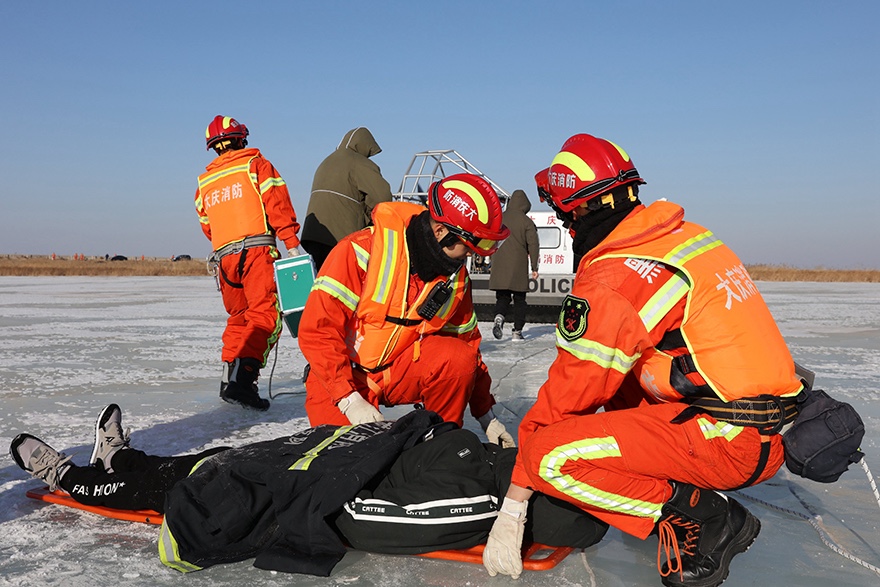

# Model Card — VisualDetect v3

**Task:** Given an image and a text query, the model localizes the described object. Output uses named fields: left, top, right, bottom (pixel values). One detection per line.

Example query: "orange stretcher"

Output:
left=26, top=487, right=163, bottom=525
left=26, top=487, right=571, bottom=570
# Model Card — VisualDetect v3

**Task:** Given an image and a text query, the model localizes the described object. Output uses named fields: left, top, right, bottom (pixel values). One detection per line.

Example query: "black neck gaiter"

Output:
left=406, top=211, right=464, bottom=281
left=571, top=200, right=640, bottom=257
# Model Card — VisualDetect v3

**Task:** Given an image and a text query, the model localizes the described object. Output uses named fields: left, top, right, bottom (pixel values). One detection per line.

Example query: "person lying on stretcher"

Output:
left=10, top=404, right=607, bottom=577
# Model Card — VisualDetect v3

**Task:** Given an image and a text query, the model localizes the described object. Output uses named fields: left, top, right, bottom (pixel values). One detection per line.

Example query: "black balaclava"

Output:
left=406, top=211, right=465, bottom=281
left=570, top=187, right=641, bottom=257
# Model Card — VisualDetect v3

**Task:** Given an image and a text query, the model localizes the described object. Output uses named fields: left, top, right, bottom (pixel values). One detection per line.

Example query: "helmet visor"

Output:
left=443, top=223, right=506, bottom=256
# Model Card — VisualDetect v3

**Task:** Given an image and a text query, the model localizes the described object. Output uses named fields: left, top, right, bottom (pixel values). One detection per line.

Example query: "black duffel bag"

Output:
left=782, top=388, right=865, bottom=483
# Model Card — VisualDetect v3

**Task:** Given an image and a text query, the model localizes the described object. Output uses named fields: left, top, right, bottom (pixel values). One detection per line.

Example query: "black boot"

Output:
left=220, top=357, right=270, bottom=411
left=656, top=483, right=760, bottom=587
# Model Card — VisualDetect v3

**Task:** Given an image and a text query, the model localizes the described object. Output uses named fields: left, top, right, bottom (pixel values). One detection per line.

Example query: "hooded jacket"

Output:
left=488, top=190, right=540, bottom=292
left=302, top=127, right=393, bottom=247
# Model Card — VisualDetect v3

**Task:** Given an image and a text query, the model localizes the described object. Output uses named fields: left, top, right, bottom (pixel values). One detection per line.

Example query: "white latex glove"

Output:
left=477, top=409, right=516, bottom=448
left=337, top=391, right=384, bottom=424
left=287, top=246, right=302, bottom=257
left=483, top=496, right=527, bottom=579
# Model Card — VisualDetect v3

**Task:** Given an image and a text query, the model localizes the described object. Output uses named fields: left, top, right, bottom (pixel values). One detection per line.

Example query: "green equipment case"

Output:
left=273, top=254, right=317, bottom=337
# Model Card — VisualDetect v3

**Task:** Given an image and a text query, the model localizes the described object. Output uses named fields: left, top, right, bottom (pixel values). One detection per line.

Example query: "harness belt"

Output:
left=206, top=234, right=277, bottom=290
left=671, top=394, right=800, bottom=435
left=209, top=234, right=277, bottom=262
left=671, top=393, right=801, bottom=490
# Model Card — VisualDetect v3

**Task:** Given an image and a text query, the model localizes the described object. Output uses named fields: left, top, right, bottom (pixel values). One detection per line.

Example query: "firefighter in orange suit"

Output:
left=483, top=134, right=805, bottom=587
left=195, top=115, right=301, bottom=411
left=298, top=173, right=515, bottom=447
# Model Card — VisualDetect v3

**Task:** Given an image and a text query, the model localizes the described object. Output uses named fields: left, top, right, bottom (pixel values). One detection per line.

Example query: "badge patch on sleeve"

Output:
left=558, top=295, right=589, bottom=341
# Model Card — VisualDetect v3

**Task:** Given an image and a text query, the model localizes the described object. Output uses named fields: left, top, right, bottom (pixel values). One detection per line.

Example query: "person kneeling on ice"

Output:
left=10, top=404, right=607, bottom=577
left=299, top=173, right=515, bottom=447
left=482, top=134, right=806, bottom=587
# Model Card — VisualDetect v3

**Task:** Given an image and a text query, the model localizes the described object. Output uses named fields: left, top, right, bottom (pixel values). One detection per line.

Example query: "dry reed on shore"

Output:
left=1, top=255, right=879, bottom=282
left=0, top=256, right=208, bottom=277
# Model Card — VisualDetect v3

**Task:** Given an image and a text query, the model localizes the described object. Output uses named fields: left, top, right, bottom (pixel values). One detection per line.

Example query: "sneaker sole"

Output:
left=661, top=510, right=761, bottom=587
left=9, top=433, right=35, bottom=472
left=89, top=404, right=119, bottom=466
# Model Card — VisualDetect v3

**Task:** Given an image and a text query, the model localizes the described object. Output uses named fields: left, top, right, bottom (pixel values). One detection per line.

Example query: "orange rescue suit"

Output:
left=514, top=201, right=802, bottom=539
left=194, top=148, right=301, bottom=364
left=299, top=202, right=494, bottom=427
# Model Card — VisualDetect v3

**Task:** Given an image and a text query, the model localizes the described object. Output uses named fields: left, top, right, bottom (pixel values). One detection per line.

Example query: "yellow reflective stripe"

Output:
left=551, top=151, right=596, bottom=182
left=638, top=270, right=690, bottom=332
left=539, top=437, right=664, bottom=520
left=441, top=309, right=477, bottom=334
left=373, top=228, right=398, bottom=304
left=442, top=179, right=489, bottom=223
left=158, top=520, right=202, bottom=573
left=262, top=292, right=283, bottom=364
left=313, top=276, right=359, bottom=311
left=665, top=231, right=723, bottom=265
left=290, top=426, right=355, bottom=471
left=556, top=335, right=640, bottom=374
left=197, top=163, right=250, bottom=189
left=259, top=176, right=286, bottom=195
left=435, top=272, right=464, bottom=321
left=351, top=242, right=370, bottom=271
left=697, top=417, right=743, bottom=442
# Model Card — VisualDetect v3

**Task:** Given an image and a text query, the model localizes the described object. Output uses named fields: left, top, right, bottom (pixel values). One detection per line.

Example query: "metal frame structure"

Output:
left=394, top=150, right=511, bottom=208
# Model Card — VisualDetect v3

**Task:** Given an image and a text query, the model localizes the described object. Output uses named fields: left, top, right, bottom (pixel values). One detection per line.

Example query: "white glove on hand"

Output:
left=477, top=409, right=516, bottom=448
left=287, top=246, right=302, bottom=257
left=486, top=419, right=516, bottom=448
left=337, top=391, right=384, bottom=424
left=483, top=497, right=527, bottom=579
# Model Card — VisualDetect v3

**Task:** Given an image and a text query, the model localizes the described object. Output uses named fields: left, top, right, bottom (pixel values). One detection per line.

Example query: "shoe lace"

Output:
left=104, top=422, right=131, bottom=449
left=33, top=449, right=72, bottom=491
left=657, top=515, right=701, bottom=580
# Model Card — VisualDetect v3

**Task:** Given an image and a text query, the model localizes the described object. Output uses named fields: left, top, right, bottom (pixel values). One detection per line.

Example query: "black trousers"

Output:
left=58, top=446, right=229, bottom=513
left=493, top=290, right=527, bottom=331
left=300, top=240, right=336, bottom=272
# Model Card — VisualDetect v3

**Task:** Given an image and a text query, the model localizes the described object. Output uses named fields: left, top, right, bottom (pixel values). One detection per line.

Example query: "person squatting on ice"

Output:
left=482, top=133, right=805, bottom=587
left=10, top=404, right=608, bottom=576
left=298, top=173, right=516, bottom=447
left=195, top=115, right=301, bottom=411
left=489, top=188, right=540, bottom=341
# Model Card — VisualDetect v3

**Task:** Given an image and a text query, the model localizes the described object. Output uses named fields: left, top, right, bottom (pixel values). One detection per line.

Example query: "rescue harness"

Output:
left=206, top=234, right=277, bottom=289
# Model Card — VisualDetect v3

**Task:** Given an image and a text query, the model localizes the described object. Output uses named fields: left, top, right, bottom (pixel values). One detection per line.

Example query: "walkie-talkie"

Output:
left=417, top=281, right=453, bottom=320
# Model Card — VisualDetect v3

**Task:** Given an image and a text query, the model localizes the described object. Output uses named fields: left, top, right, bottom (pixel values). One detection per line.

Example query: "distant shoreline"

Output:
left=0, top=255, right=878, bottom=282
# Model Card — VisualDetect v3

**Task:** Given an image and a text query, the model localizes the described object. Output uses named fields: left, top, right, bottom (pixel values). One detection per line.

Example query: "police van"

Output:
left=468, top=210, right=575, bottom=323
left=395, top=150, right=575, bottom=323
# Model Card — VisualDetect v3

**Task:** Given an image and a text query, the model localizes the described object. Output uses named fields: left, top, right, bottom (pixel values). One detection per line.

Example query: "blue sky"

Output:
left=1, top=1, right=877, bottom=268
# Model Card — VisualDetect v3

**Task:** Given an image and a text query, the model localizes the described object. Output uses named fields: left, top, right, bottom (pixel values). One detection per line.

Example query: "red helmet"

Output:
left=428, top=173, right=510, bottom=256
left=205, top=115, right=249, bottom=150
left=534, top=167, right=551, bottom=203
left=547, top=133, right=645, bottom=214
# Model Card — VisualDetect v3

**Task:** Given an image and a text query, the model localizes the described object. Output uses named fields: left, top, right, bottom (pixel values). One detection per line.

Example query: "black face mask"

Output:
left=570, top=199, right=640, bottom=257
left=406, top=211, right=465, bottom=281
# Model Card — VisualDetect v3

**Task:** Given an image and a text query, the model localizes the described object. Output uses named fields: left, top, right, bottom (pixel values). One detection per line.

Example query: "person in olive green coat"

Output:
left=301, top=127, right=393, bottom=269
left=489, top=189, right=540, bottom=340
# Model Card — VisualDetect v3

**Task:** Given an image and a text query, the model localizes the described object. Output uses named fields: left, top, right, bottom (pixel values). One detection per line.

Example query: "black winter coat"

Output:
left=162, top=410, right=443, bottom=576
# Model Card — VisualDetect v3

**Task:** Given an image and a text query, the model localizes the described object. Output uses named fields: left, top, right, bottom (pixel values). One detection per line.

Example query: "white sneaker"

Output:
left=492, top=314, right=505, bottom=340
left=511, top=330, right=525, bottom=341
left=89, top=403, right=131, bottom=473
left=10, top=434, right=72, bottom=491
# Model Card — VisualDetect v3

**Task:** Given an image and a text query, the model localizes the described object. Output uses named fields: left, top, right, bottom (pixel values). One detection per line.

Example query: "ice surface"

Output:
left=0, top=277, right=878, bottom=586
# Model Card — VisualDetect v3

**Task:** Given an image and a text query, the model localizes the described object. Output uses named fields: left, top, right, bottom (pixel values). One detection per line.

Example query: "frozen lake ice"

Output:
left=0, top=276, right=878, bottom=586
